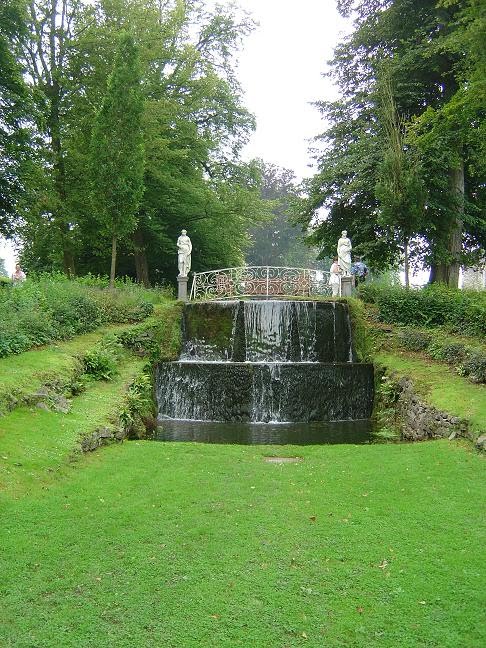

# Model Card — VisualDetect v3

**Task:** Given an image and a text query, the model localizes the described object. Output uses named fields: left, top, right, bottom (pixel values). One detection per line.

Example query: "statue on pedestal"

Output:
left=337, top=230, right=352, bottom=276
left=177, top=229, right=192, bottom=277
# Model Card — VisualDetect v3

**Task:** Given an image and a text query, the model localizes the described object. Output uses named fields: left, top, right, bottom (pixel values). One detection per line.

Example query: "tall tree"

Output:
left=91, top=32, right=145, bottom=288
left=375, top=71, right=425, bottom=287
left=246, top=162, right=319, bottom=269
left=0, top=0, right=30, bottom=235
left=298, top=0, right=485, bottom=285
left=16, top=0, right=268, bottom=282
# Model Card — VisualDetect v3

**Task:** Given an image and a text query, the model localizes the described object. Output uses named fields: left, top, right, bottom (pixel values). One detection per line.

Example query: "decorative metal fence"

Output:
left=189, top=266, right=331, bottom=300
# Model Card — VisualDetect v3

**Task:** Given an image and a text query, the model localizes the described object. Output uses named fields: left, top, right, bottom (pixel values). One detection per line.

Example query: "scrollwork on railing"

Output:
left=189, top=266, right=331, bottom=300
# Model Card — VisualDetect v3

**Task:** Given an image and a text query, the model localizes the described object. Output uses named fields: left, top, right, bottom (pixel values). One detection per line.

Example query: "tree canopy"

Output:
left=246, top=161, right=321, bottom=269
left=297, top=0, right=486, bottom=286
left=3, top=0, right=270, bottom=285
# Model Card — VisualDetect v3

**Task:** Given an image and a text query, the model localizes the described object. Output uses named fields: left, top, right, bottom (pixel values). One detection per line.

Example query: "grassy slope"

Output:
left=0, top=440, right=484, bottom=648
left=376, top=351, right=486, bottom=435
left=0, top=358, right=145, bottom=497
left=0, top=322, right=148, bottom=415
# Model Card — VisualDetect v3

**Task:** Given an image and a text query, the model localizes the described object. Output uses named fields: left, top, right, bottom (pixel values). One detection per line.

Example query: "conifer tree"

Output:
left=91, top=32, right=145, bottom=288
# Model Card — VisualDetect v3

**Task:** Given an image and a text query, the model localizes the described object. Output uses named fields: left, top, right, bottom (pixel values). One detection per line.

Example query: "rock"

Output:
left=475, top=435, right=486, bottom=452
left=97, top=427, right=114, bottom=439
left=448, top=431, right=457, bottom=440
left=34, top=388, right=50, bottom=398
left=51, top=395, right=71, bottom=414
left=36, top=402, right=50, bottom=411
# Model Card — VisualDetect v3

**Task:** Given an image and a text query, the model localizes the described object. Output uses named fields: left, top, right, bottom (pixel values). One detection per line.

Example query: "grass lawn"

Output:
left=0, top=322, right=149, bottom=416
left=0, top=302, right=484, bottom=646
left=1, top=439, right=484, bottom=647
left=376, top=351, right=486, bottom=435
left=0, top=357, right=145, bottom=497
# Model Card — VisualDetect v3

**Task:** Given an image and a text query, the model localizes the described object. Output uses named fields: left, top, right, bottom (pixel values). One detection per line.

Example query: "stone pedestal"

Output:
left=340, top=275, right=354, bottom=297
left=177, top=274, right=189, bottom=302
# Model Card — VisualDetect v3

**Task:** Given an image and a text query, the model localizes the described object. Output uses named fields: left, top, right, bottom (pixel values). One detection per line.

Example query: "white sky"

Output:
left=236, top=0, right=349, bottom=180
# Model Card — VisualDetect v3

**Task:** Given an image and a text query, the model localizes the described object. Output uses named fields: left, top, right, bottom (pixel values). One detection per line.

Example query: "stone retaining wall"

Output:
left=394, top=377, right=471, bottom=441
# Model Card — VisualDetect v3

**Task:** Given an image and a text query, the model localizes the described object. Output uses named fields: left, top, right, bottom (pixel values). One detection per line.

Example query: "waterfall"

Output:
left=156, top=300, right=373, bottom=424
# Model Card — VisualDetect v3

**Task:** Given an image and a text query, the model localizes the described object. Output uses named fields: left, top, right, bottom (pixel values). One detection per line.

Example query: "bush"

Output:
left=82, top=339, right=122, bottom=381
left=0, top=274, right=158, bottom=358
left=427, top=340, right=467, bottom=364
left=458, top=351, right=486, bottom=384
left=0, top=276, right=11, bottom=287
left=119, top=372, right=155, bottom=439
left=358, top=283, right=486, bottom=338
left=396, top=327, right=432, bottom=351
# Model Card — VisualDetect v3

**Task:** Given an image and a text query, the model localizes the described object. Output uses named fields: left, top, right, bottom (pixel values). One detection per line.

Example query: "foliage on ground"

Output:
left=346, top=297, right=374, bottom=362
left=358, top=283, right=486, bottom=338
left=393, top=326, right=486, bottom=385
left=82, top=338, right=124, bottom=381
left=0, top=439, right=484, bottom=647
left=115, top=301, right=183, bottom=362
left=0, top=274, right=164, bottom=358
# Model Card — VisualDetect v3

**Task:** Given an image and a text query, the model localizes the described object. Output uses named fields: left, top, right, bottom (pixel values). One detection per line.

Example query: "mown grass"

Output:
left=376, top=351, right=486, bottom=435
left=0, top=440, right=484, bottom=647
left=0, top=357, right=145, bottom=497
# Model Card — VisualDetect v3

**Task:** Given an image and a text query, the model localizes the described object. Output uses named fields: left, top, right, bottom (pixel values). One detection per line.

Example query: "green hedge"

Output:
left=358, top=283, right=486, bottom=338
left=0, top=276, right=156, bottom=358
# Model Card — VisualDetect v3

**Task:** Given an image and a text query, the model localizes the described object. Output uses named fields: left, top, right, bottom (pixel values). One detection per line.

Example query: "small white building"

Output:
left=462, top=263, right=486, bottom=290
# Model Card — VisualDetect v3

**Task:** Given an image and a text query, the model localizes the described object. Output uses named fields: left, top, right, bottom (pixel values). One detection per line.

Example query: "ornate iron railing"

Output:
left=189, top=266, right=331, bottom=300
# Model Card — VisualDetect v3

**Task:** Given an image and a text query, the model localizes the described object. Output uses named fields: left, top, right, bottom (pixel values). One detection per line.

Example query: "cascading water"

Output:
left=156, top=300, right=374, bottom=427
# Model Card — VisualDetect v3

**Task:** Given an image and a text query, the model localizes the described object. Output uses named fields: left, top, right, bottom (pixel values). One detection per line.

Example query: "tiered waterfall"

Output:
left=156, top=300, right=374, bottom=424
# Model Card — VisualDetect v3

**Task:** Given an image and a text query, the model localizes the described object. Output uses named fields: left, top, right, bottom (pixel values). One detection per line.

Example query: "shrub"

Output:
left=82, top=339, right=122, bottom=381
left=0, top=275, right=158, bottom=358
left=458, top=351, right=486, bottom=384
left=358, top=283, right=486, bottom=338
left=427, top=340, right=467, bottom=364
left=396, top=327, right=432, bottom=351
left=119, top=372, right=155, bottom=439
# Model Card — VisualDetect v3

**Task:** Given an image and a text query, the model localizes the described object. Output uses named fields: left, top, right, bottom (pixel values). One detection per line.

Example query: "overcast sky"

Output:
left=1, top=0, right=349, bottom=274
left=237, top=0, right=349, bottom=179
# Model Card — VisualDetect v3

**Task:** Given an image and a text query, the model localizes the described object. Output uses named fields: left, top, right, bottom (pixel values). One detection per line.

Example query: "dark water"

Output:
left=154, top=419, right=372, bottom=445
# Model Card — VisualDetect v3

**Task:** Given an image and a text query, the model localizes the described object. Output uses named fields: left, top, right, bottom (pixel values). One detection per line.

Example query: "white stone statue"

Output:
left=337, top=230, right=352, bottom=276
left=177, top=229, right=192, bottom=277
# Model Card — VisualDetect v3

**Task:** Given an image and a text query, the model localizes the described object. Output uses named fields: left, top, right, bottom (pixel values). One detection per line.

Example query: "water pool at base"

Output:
left=154, top=419, right=372, bottom=445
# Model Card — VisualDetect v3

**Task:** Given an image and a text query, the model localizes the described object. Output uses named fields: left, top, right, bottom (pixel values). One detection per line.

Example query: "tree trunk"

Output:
left=62, top=247, right=75, bottom=278
left=46, top=2, right=74, bottom=277
left=48, top=78, right=75, bottom=276
left=447, top=156, right=464, bottom=289
left=403, top=238, right=410, bottom=288
left=110, top=235, right=117, bottom=289
left=429, top=156, right=464, bottom=287
left=429, top=263, right=449, bottom=285
left=133, top=227, right=150, bottom=287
